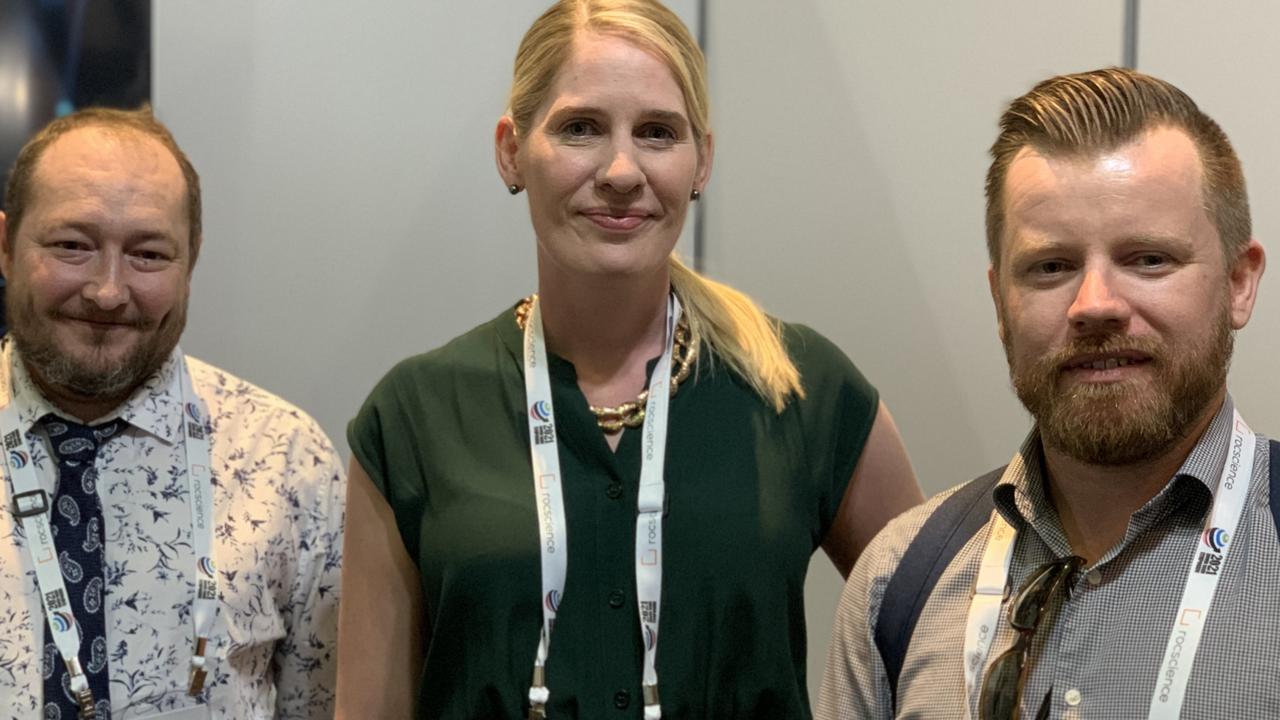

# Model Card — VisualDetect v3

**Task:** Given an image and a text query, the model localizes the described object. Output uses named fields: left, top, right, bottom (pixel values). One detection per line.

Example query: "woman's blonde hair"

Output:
left=508, top=0, right=803, bottom=411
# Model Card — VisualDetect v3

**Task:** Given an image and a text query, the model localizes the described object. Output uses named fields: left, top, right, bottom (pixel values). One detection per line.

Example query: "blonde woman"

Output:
left=336, top=1, right=922, bottom=717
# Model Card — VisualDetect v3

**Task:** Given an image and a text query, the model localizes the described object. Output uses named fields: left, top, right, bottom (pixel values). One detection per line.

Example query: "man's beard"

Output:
left=1006, top=311, right=1233, bottom=466
left=5, top=288, right=186, bottom=408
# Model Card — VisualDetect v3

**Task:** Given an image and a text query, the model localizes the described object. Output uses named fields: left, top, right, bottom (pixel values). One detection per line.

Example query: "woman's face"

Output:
left=501, top=32, right=711, bottom=281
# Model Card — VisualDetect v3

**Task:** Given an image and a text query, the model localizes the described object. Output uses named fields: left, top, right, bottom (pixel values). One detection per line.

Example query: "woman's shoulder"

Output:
left=368, top=308, right=519, bottom=397
left=771, top=320, right=877, bottom=411
left=777, top=321, right=861, bottom=376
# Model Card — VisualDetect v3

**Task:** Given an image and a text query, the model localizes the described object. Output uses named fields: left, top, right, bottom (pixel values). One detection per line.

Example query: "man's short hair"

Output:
left=984, top=67, right=1249, bottom=268
left=3, top=106, right=203, bottom=266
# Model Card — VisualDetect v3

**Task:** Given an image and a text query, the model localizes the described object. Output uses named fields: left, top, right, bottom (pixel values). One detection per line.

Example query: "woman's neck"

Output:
left=536, top=262, right=671, bottom=409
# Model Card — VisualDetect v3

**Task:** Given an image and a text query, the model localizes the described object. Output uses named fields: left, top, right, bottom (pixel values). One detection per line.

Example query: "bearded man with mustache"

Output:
left=819, top=68, right=1279, bottom=720
left=0, top=107, right=344, bottom=719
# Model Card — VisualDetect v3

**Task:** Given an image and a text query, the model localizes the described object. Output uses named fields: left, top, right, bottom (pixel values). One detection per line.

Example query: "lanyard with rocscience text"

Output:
left=3, top=349, right=218, bottom=716
left=523, top=294, right=679, bottom=720
left=961, top=409, right=1255, bottom=720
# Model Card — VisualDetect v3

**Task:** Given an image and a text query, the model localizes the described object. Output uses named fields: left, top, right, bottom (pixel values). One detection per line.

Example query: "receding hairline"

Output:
left=993, top=123, right=1217, bottom=265
left=36, top=123, right=186, bottom=170
left=24, top=124, right=191, bottom=213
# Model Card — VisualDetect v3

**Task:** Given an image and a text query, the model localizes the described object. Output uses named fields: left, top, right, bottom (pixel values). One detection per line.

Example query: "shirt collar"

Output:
left=494, top=298, right=585, bottom=383
left=993, top=394, right=1237, bottom=545
left=496, top=298, right=526, bottom=365
left=1171, top=394, right=1237, bottom=494
left=1, top=338, right=186, bottom=444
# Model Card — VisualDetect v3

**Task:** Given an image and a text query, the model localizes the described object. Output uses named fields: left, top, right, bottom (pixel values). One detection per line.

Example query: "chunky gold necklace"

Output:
left=515, top=295, right=697, bottom=434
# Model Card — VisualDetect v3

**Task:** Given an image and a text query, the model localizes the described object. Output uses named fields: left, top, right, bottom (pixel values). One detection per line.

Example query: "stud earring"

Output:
left=509, top=184, right=522, bottom=195
left=690, top=189, right=701, bottom=201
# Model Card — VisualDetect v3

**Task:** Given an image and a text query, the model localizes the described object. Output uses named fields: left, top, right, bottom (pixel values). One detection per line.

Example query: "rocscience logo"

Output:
left=530, top=401, right=552, bottom=422
left=51, top=611, right=74, bottom=633
left=1203, top=527, right=1230, bottom=553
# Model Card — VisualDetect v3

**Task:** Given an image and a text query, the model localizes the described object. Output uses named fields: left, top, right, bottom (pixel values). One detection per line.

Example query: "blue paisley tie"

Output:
left=40, top=414, right=125, bottom=720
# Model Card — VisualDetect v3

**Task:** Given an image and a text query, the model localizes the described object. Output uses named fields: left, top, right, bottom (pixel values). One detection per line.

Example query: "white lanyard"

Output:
left=1148, top=411, right=1254, bottom=719
left=961, top=510, right=1016, bottom=719
left=3, top=349, right=218, bottom=716
left=178, top=355, right=219, bottom=696
left=962, top=410, right=1255, bottom=720
left=524, top=295, right=680, bottom=720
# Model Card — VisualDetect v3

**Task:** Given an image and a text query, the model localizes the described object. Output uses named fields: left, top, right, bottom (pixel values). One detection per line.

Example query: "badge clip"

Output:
left=188, top=639, right=209, bottom=695
left=13, top=488, right=48, bottom=518
left=73, top=687, right=96, bottom=719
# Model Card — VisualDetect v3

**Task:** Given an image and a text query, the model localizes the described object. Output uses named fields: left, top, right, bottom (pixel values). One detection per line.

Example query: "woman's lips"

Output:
left=582, top=210, right=649, bottom=231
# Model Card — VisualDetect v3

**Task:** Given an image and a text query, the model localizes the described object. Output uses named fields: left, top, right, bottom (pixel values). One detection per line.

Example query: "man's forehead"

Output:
left=27, top=126, right=186, bottom=212
left=1004, top=128, right=1205, bottom=217
left=1009, top=127, right=1203, bottom=193
left=992, top=126, right=1225, bottom=274
left=36, top=125, right=178, bottom=177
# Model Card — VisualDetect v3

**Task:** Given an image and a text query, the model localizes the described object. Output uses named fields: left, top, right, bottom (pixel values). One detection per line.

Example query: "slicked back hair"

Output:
left=4, top=106, right=202, bottom=267
left=985, top=67, right=1249, bottom=269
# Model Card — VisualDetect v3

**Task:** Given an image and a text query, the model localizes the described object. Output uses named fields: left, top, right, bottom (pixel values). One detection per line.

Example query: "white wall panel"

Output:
left=702, top=0, right=1125, bottom=701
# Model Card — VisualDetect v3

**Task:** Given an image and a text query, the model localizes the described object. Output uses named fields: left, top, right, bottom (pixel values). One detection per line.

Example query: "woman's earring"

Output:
left=690, top=189, right=701, bottom=201
left=509, top=184, right=523, bottom=195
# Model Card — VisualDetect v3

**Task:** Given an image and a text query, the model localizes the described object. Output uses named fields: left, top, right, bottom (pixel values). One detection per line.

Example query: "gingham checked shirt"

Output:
left=818, top=396, right=1279, bottom=719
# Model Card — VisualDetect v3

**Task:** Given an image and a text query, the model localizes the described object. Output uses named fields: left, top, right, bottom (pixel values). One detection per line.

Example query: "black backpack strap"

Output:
left=874, top=466, right=1004, bottom=710
left=1269, top=440, right=1279, bottom=540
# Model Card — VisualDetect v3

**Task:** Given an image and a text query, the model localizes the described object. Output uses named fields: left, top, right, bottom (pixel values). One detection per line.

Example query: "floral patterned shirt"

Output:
left=0, top=342, right=344, bottom=719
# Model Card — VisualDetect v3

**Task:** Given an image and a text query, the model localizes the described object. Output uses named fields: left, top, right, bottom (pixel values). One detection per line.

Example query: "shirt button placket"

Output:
left=608, top=588, right=626, bottom=609
left=1053, top=579, right=1087, bottom=720
left=613, top=690, right=631, bottom=710
left=606, top=481, right=623, bottom=499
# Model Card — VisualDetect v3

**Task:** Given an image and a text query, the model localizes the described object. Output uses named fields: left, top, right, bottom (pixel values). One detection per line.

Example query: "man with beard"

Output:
left=0, top=108, right=343, bottom=719
left=817, top=68, right=1273, bottom=720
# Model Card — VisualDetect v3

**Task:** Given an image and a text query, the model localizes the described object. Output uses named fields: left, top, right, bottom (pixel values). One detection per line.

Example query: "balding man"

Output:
left=0, top=107, right=343, bottom=719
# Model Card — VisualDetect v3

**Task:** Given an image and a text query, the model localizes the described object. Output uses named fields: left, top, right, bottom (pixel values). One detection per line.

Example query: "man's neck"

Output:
left=1042, top=394, right=1225, bottom=564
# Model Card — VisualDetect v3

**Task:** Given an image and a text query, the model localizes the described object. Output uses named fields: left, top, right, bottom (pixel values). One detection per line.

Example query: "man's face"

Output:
left=0, top=126, right=192, bottom=410
left=990, top=126, right=1261, bottom=465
